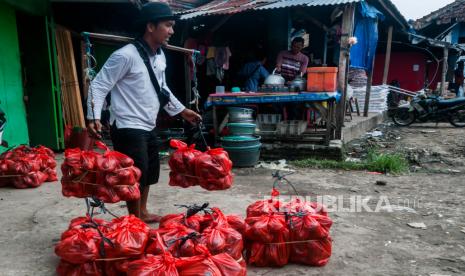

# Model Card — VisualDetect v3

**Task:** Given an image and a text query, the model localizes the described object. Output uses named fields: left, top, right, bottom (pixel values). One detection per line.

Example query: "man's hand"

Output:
left=180, top=109, right=202, bottom=125
left=87, top=119, right=102, bottom=139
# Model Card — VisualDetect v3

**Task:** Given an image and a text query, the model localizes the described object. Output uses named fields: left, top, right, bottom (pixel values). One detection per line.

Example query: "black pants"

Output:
left=110, top=123, right=160, bottom=187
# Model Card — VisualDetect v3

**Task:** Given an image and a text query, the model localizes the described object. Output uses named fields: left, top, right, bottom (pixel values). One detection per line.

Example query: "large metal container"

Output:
left=228, top=107, right=254, bottom=123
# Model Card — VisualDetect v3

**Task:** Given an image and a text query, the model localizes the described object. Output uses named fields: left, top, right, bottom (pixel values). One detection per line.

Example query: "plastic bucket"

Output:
left=220, top=135, right=261, bottom=148
left=227, top=123, right=256, bottom=136
left=228, top=107, right=254, bottom=122
left=223, top=144, right=261, bottom=167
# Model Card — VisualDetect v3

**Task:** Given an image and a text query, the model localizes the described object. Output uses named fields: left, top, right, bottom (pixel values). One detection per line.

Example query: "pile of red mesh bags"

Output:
left=56, top=206, right=247, bottom=276
left=0, top=145, right=57, bottom=189
left=55, top=215, right=150, bottom=276
left=145, top=205, right=246, bottom=275
left=129, top=233, right=246, bottom=276
left=168, top=140, right=233, bottom=191
left=245, top=188, right=333, bottom=267
left=61, top=141, right=141, bottom=203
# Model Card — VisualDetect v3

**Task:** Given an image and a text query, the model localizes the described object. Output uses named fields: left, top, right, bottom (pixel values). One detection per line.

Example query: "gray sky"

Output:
left=390, top=0, right=455, bottom=20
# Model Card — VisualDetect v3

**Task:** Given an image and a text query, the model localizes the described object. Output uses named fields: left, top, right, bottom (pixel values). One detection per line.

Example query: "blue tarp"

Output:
left=350, top=1, right=384, bottom=71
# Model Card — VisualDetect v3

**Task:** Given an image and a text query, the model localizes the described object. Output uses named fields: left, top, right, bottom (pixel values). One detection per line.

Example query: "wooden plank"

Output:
left=55, top=26, right=86, bottom=128
left=335, top=4, right=355, bottom=139
left=440, top=46, right=449, bottom=96
left=364, top=54, right=377, bottom=117
left=81, top=40, right=90, bottom=100
left=382, top=26, right=393, bottom=84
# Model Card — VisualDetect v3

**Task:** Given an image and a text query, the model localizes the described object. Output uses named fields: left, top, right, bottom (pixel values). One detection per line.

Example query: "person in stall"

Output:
left=237, top=50, right=269, bottom=92
left=275, top=37, right=309, bottom=119
left=276, top=37, right=309, bottom=82
left=86, top=2, right=201, bottom=223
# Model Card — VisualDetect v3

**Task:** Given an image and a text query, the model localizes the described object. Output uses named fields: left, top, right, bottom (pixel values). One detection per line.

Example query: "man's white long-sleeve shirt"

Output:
left=87, top=44, right=185, bottom=131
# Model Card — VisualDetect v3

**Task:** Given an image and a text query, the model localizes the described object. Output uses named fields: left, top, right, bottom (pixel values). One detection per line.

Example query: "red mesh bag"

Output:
left=159, top=213, right=204, bottom=232
left=289, top=236, right=332, bottom=266
left=67, top=216, right=110, bottom=235
left=245, top=213, right=287, bottom=243
left=195, top=148, right=233, bottom=191
left=104, top=215, right=149, bottom=258
left=61, top=142, right=141, bottom=203
left=127, top=233, right=179, bottom=276
left=226, top=215, right=247, bottom=235
left=246, top=236, right=289, bottom=267
left=127, top=254, right=179, bottom=276
left=159, top=203, right=210, bottom=232
left=284, top=197, right=328, bottom=216
left=104, top=258, right=139, bottom=276
left=199, top=208, right=243, bottom=260
left=245, top=213, right=290, bottom=267
left=56, top=260, right=103, bottom=276
left=199, top=173, right=233, bottom=191
left=55, top=228, right=100, bottom=264
left=288, top=213, right=332, bottom=241
left=176, top=244, right=245, bottom=276
left=246, top=188, right=283, bottom=218
left=169, top=140, right=202, bottom=188
left=147, top=225, right=198, bottom=257
left=113, top=184, right=141, bottom=202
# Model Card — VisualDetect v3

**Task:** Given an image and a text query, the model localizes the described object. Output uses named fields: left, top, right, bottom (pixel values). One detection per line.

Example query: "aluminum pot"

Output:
left=228, top=107, right=254, bottom=123
left=264, top=68, right=285, bottom=86
left=289, top=75, right=306, bottom=92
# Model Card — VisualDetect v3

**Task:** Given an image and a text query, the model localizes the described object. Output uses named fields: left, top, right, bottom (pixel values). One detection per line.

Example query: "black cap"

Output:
left=135, top=2, right=178, bottom=27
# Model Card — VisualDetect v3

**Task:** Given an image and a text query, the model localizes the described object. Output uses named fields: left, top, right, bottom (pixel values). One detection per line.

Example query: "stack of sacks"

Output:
left=245, top=188, right=333, bottom=267
left=55, top=215, right=149, bottom=276
left=353, top=85, right=388, bottom=113
left=61, top=141, right=141, bottom=203
left=0, top=145, right=57, bottom=189
left=169, top=140, right=233, bottom=191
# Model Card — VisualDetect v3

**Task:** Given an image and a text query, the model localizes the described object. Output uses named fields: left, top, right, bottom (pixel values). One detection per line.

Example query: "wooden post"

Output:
left=335, top=4, right=355, bottom=139
left=440, top=45, right=449, bottom=95
left=364, top=56, right=376, bottom=117
left=382, top=26, right=393, bottom=84
left=184, top=55, right=192, bottom=108
left=323, top=31, right=328, bottom=66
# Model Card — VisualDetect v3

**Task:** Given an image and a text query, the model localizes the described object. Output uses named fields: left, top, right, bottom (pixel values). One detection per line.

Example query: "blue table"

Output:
left=205, top=92, right=340, bottom=108
left=205, top=92, right=340, bottom=144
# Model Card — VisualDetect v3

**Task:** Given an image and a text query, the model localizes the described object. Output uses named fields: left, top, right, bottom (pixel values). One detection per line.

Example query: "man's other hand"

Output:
left=180, top=109, right=202, bottom=125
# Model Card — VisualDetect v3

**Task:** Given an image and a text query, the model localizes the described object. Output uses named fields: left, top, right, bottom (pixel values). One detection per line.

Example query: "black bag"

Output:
left=132, top=38, right=170, bottom=108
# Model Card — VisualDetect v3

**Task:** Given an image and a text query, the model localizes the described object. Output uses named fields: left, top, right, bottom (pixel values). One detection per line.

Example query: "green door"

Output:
left=0, top=2, right=29, bottom=151
left=16, top=13, right=64, bottom=150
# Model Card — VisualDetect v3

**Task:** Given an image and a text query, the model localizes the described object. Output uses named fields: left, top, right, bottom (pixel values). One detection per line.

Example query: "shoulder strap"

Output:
left=132, top=39, right=170, bottom=108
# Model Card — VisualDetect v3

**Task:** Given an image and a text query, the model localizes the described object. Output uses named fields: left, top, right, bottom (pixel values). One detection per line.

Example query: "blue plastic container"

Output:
left=220, top=135, right=261, bottom=148
left=227, top=123, right=256, bottom=136
left=223, top=144, right=261, bottom=167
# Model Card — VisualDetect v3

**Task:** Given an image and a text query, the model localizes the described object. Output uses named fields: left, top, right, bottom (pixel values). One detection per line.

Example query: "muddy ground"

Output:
left=0, top=121, right=464, bottom=276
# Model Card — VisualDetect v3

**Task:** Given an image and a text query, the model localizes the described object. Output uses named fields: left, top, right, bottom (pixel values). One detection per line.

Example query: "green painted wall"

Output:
left=0, top=2, right=30, bottom=150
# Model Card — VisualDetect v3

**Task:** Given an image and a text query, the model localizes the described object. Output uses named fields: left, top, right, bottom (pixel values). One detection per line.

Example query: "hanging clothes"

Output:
left=215, top=47, right=232, bottom=70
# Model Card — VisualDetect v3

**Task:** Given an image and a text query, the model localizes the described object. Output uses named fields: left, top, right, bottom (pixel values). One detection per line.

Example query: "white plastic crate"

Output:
left=277, top=120, right=307, bottom=136
left=257, top=114, right=282, bottom=124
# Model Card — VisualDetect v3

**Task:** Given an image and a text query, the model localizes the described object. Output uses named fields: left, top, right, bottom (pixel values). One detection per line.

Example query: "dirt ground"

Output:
left=0, top=121, right=464, bottom=276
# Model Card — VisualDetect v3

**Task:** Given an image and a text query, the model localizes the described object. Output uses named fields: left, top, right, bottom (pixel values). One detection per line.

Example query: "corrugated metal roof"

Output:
left=179, top=0, right=361, bottom=19
left=179, top=0, right=367, bottom=19
left=414, top=0, right=465, bottom=30
left=256, top=0, right=359, bottom=10
left=179, top=0, right=408, bottom=30
left=178, top=0, right=277, bottom=18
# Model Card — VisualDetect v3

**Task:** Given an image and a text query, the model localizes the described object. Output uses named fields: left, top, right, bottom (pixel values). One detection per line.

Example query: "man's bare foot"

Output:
left=141, top=212, right=162, bottom=223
